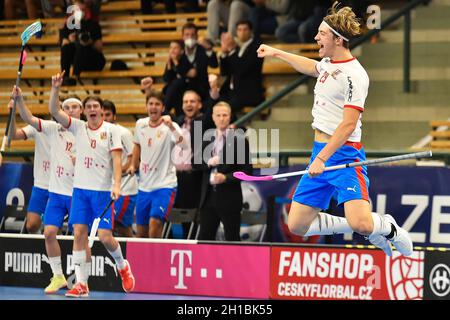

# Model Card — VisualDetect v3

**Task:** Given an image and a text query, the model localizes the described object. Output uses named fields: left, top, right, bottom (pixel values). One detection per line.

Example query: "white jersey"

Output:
left=66, top=118, right=122, bottom=191
left=116, top=124, right=138, bottom=196
left=39, top=119, right=76, bottom=196
left=21, top=124, right=51, bottom=189
left=312, top=57, right=369, bottom=142
left=133, top=118, right=179, bottom=192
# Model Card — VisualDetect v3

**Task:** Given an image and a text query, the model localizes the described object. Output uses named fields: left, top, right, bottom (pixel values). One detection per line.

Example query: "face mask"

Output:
left=184, top=38, right=197, bottom=49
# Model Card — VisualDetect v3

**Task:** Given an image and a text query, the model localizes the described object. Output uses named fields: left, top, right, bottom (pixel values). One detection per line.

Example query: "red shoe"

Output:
left=65, top=282, right=89, bottom=298
left=118, top=260, right=135, bottom=293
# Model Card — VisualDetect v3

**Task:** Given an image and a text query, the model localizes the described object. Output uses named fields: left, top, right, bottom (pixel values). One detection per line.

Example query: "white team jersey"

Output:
left=116, top=124, right=138, bottom=196
left=21, top=124, right=51, bottom=189
left=66, top=118, right=122, bottom=191
left=133, top=118, right=179, bottom=192
left=312, top=57, right=369, bottom=142
left=39, top=119, right=76, bottom=196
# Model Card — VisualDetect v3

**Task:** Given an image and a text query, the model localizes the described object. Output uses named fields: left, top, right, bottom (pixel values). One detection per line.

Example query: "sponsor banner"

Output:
left=0, top=236, right=125, bottom=292
left=126, top=242, right=270, bottom=298
left=0, top=163, right=33, bottom=219
left=424, top=251, right=450, bottom=300
left=270, top=246, right=424, bottom=300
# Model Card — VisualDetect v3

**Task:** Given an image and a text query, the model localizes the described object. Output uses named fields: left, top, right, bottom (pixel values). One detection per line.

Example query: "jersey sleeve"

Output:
left=342, top=74, right=368, bottom=112
left=109, top=125, right=123, bottom=152
left=133, top=120, right=141, bottom=145
left=21, top=125, right=36, bottom=140
left=66, top=117, right=84, bottom=136
left=39, top=120, right=58, bottom=136
left=121, top=127, right=134, bottom=156
left=315, top=58, right=328, bottom=75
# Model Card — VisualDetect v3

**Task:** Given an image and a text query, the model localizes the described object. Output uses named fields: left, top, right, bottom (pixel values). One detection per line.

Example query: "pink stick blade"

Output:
left=233, top=171, right=273, bottom=181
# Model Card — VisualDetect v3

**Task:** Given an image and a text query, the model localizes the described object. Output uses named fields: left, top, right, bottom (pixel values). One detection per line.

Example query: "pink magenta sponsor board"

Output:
left=127, top=242, right=270, bottom=298
left=270, top=247, right=424, bottom=300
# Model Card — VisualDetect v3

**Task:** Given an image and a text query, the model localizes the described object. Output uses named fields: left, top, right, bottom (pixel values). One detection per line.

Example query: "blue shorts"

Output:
left=69, top=188, right=114, bottom=230
left=28, top=186, right=49, bottom=217
left=114, top=194, right=137, bottom=228
left=136, top=188, right=176, bottom=225
left=293, top=141, right=370, bottom=210
left=44, top=192, right=72, bottom=228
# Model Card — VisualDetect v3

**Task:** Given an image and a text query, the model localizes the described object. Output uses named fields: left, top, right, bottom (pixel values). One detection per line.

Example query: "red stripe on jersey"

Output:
left=331, top=57, right=356, bottom=64
left=38, top=118, right=42, bottom=132
left=117, top=196, right=130, bottom=223
left=164, top=190, right=176, bottom=221
left=110, top=148, right=122, bottom=152
left=64, top=116, right=72, bottom=129
left=21, top=128, right=28, bottom=140
left=344, top=105, right=364, bottom=112
left=354, top=161, right=369, bottom=201
left=88, top=120, right=103, bottom=131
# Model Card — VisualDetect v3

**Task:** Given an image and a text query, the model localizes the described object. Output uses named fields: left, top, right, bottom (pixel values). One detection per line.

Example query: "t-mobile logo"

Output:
left=56, top=166, right=64, bottom=177
left=170, top=250, right=223, bottom=290
left=43, top=161, right=50, bottom=172
left=84, top=157, right=93, bottom=168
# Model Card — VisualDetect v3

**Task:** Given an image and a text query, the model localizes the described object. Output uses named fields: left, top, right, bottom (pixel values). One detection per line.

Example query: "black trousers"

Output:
left=198, top=186, right=241, bottom=241
left=61, top=43, right=106, bottom=76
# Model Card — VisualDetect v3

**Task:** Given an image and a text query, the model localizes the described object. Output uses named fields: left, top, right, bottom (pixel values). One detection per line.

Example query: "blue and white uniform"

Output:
left=65, top=118, right=122, bottom=230
left=21, top=124, right=51, bottom=216
left=293, top=57, right=370, bottom=209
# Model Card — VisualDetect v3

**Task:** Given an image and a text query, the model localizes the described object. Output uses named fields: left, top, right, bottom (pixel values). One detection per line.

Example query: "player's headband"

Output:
left=62, top=98, right=83, bottom=108
left=322, top=21, right=349, bottom=42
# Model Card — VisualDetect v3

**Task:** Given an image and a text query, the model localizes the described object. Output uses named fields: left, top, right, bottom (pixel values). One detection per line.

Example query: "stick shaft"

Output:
left=272, top=151, right=432, bottom=179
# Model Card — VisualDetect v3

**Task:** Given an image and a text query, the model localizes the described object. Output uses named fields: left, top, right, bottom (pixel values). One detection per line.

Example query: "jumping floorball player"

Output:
left=256, top=2, right=413, bottom=257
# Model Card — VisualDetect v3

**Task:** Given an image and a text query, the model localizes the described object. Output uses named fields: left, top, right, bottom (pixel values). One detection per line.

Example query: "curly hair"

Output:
left=323, top=1, right=361, bottom=47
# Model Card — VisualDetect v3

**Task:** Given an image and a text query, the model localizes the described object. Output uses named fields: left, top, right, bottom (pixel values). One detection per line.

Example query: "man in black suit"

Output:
left=219, top=20, right=265, bottom=113
left=193, top=101, right=253, bottom=241
left=164, top=23, right=219, bottom=116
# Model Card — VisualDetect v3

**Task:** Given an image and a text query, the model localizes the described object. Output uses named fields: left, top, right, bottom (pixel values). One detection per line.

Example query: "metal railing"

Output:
left=234, top=0, right=429, bottom=127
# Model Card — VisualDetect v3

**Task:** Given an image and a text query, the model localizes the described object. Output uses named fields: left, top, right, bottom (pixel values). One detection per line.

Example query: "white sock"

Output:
left=370, top=212, right=392, bottom=237
left=85, top=261, right=91, bottom=284
left=304, top=212, right=353, bottom=236
left=49, top=256, right=63, bottom=276
left=108, top=245, right=126, bottom=270
left=72, top=250, right=87, bottom=285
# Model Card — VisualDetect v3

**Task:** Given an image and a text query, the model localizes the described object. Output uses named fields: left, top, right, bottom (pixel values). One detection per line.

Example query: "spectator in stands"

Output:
left=40, top=0, right=70, bottom=18
left=219, top=20, right=264, bottom=113
left=274, top=0, right=315, bottom=43
left=141, top=0, right=200, bottom=14
left=207, top=0, right=253, bottom=45
left=194, top=101, right=252, bottom=241
left=102, top=100, right=138, bottom=238
left=162, top=40, right=185, bottom=115
left=4, top=0, right=40, bottom=19
left=248, top=0, right=289, bottom=40
left=164, top=23, right=218, bottom=117
left=59, top=0, right=106, bottom=86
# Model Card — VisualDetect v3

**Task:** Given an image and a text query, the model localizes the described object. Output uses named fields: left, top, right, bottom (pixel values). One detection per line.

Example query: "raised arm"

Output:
left=257, top=44, right=319, bottom=77
left=49, top=71, right=71, bottom=127
left=12, top=86, right=40, bottom=130
left=5, top=99, right=27, bottom=140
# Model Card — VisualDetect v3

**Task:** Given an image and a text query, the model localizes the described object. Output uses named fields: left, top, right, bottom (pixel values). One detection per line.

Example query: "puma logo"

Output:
left=346, top=185, right=357, bottom=192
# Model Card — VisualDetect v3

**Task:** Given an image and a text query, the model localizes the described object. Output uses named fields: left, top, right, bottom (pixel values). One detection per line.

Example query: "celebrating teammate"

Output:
left=103, top=99, right=138, bottom=237
left=49, top=72, right=135, bottom=297
left=256, top=2, right=413, bottom=256
left=12, top=86, right=86, bottom=294
left=128, top=90, right=188, bottom=238
left=4, top=100, right=50, bottom=234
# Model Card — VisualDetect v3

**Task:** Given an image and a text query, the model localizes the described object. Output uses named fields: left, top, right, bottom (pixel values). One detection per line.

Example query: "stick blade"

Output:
left=233, top=171, right=273, bottom=181
left=21, top=21, right=42, bottom=45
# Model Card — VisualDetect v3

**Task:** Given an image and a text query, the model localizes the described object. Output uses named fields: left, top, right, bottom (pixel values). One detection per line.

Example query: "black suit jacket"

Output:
left=193, top=129, right=253, bottom=209
left=177, top=45, right=219, bottom=100
left=220, top=38, right=264, bottom=107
